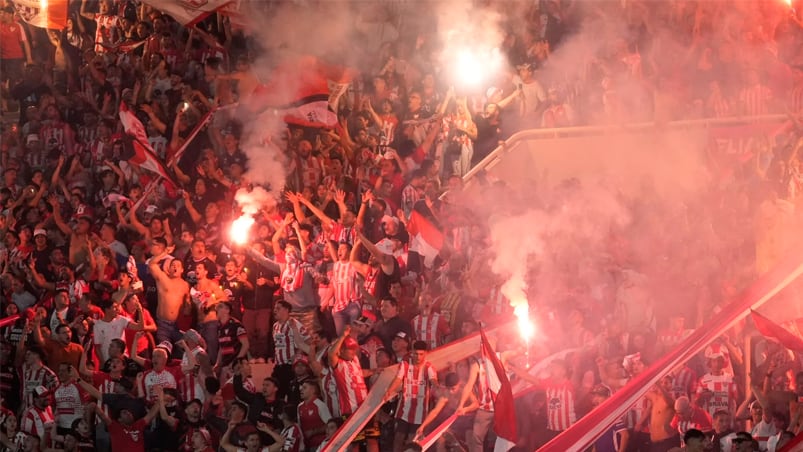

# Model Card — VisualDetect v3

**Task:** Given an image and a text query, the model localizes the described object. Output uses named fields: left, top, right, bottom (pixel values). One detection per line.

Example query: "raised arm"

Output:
left=79, top=0, right=96, bottom=21
left=349, top=239, right=369, bottom=277
left=147, top=251, right=171, bottom=286
left=47, top=194, right=73, bottom=236
left=297, top=193, right=334, bottom=231
left=357, top=231, right=394, bottom=271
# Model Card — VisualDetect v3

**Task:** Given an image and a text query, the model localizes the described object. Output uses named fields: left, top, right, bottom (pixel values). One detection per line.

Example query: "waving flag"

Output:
left=249, top=56, right=354, bottom=128
left=11, top=0, right=68, bottom=29
left=118, top=102, right=175, bottom=184
left=407, top=211, right=444, bottom=269
left=479, top=328, right=517, bottom=452
left=140, top=0, right=233, bottom=26
left=751, top=310, right=803, bottom=353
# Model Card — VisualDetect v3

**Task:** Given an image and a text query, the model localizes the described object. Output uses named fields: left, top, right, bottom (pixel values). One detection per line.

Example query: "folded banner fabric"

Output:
left=540, top=246, right=803, bottom=451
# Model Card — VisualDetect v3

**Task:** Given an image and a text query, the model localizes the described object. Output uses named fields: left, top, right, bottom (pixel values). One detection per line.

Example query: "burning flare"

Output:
left=230, top=215, right=255, bottom=245
left=515, top=303, right=535, bottom=342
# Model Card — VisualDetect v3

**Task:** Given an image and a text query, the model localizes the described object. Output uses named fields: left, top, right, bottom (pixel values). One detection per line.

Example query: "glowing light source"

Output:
left=456, top=49, right=483, bottom=88
left=230, top=215, right=255, bottom=245
left=514, top=303, right=535, bottom=342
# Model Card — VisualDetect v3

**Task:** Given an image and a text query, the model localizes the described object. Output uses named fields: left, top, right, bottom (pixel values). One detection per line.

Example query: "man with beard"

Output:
left=350, top=231, right=399, bottom=302
left=179, top=400, right=207, bottom=452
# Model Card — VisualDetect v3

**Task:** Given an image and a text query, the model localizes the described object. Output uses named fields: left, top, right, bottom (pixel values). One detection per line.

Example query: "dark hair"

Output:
left=282, top=405, right=297, bottom=422
left=683, top=429, right=705, bottom=443
left=380, top=297, right=398, bottom=308
left=712, top=409, right=730, bottom=419
left=27, top=346, right=47, bottom=363
left=152, top=236, right=167, bottom=248
left=276, top=300, right=292, bottom=312
left=412, top=340, right=428, bottom=351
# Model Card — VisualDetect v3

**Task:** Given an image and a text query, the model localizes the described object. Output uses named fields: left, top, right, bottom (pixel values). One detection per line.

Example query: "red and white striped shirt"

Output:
left=411, top=313, right=448, bottom=350
left=670, top=366, right=697, bottom=400
left=22, top=364, right=58, bottom=409
left=625, top=395, right=649, bottom=432
left=273, top=319, right=310, bottom=366
left=332, top=358, right=367, bottom=416
left=280, top=424, right=304, bottom=452
left=331, top=261, right=360, bottom=312
left=93, top=14, right=121, bottom=53
left=738, top=84, right=773, bottom=116
left=180, top=346, right=207, bottom=403
left=545, top=379, right=576, bottom=432
left=329, top=223, right=357, bottom=247
left=54, top=382, right=90, bottom=428
left=670, top=407, right=713, bottom=437
left=320, top=367, right=341, bottom=418
left=696, top=373, right=738, bottom=417
left=363, top=267, right=378, bottom=297
left=20, top=406, right=55, bottom=444
left=395, top=360, right=437, bottom=425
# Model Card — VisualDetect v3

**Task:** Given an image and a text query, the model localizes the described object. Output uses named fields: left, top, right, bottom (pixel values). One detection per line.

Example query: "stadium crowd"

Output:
left=2, top=0, right=803, bottom=452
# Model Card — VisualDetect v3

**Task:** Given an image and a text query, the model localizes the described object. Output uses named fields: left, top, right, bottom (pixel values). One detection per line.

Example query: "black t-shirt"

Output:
left=376, top=315, right=414, bottom=351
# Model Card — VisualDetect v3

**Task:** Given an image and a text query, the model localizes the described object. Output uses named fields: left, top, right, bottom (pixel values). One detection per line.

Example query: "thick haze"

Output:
left=229, top=0, right=803, bottom=338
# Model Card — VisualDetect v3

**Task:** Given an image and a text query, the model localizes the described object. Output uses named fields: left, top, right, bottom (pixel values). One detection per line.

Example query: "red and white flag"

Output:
left=751, top=310, right=803, bottom=353
left=140, top=0, right=233, bottom=26
left=102, top=193, right=131, bottom=208
left=166, top=108, right=215, bottom=167
left=542, top=246, right=803, bottom=451
left=779, top=432, right=803, bottom=452
left=479, top=328, right=517, bottom=452
left=250, top=56, right=354, bottom=128
left=11, top=0, right=68, bottom=29
left=407, top=211, right=444, bottom=268
left=100, top=40, right=146, bottom=53
left=118, top=102, right=175, bottom=184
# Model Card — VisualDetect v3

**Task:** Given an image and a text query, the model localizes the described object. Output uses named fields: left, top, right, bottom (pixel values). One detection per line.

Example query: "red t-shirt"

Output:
left=0, top=21, right=26, bottom=59
left=108, top=418, right=147, bottom=452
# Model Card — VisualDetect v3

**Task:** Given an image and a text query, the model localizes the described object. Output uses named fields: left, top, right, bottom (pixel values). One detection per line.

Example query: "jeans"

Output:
left=290, top=309, right=319, bottom=336
left=243, top=308, right=272, bottom=359
left=155, top=318, right=182, bottom=357
left=95, top=421, right=110, bottom=452
left=197, top=320, right=220, bottom=364
left=466, top=409, right=494, bottom=452
left=332, top=302, right=362, bottom=337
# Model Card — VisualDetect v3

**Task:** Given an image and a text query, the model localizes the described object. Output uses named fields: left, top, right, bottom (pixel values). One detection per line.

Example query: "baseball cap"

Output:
left=375, top=238, right=394, bottom=255
left=155, top=341, right=173, bottom=355
left=33, top=229, right=47, bottom=237
left=26, top=134, right=40, bottom=145
left=394, top=331, right=410, bottom=342
left=183, top=329, right=202, bottom=344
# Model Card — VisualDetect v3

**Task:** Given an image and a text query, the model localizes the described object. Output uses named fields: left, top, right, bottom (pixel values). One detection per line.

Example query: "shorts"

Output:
left=395, top=419, right=419, bottom=437
left=0, top=58, right=23, bottom=83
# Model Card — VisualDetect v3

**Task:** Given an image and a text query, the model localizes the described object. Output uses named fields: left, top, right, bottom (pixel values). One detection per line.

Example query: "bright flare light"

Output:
left=230, top=215, right=255, bottom=245
left=514, top=303, right=535, bottom=342
left=456, top=49, right=484, bottom=88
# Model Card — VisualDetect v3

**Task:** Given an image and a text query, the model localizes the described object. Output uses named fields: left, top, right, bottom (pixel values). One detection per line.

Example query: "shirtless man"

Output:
left=191, top=261, right=226, bottom=364
left=150, top=251, right=190, bottom=349
left=644, top=383, right=678, bottom=452
left=415, top=372, right=479, bottom=452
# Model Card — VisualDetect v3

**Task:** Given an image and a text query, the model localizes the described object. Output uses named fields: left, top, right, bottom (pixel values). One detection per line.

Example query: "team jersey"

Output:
left=273, top=319, right=310, bottom=365
left=331, top=261, right=360, bottom=312
left=21, top=364, right=58, bottom=409
left=280, top=424, right=304, bottom=452
left=670, top=366, right=698, bottom=400
left=332, top=358, right=367, bottom=416
left=53, top=382, right=90, bottom=428
left=92, top=371, right=118, bottom=423
left=218, top=318, right=247, bottom=367
left=671, top=407, right=713, bottom=437
left=411, top=313, right=448, bottom=350
left=545, top=378, right=576, bottom=432
left=93, top=14, right=121, bottom=53
left=696, top=373, right=738, bottom=417
left=139, top=368, right=180, bottom=403
left=20, top=406, right=55, bottom=444
left=180, top=346, right=207, bottom=403
left=394, top=360, right=437, bottom=425
left=298, top=398, right=331, bottom=449
left=320, top=367, right=340, bottom=418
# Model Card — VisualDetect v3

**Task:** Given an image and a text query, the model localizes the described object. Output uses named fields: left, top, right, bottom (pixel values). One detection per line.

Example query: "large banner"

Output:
left=540, top=246, right=803, bottom=451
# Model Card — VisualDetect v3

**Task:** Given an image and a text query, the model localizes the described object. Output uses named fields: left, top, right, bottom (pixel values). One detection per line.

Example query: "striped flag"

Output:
left=542, top=247, right=803, bottom=451
left=118, top=102, right=176, bottom=185
left=167, top=108, right=215, bottom=167
left=140, top=0, right=233, bottom=26
left=407, top=211, right=444, bottom=269
left=751, top=310, right=803, bottom=353
left=480, top=328, right=517, bottom=452
left=11, top=0, right=68, bottom=29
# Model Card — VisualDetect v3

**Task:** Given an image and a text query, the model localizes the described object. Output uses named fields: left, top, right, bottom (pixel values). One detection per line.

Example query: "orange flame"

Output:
left=230, top=215, right=255, bottom=245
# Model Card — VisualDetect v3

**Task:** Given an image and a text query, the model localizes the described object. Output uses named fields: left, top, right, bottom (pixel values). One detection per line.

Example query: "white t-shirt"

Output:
left=93, top=316, right=130, bottom=363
